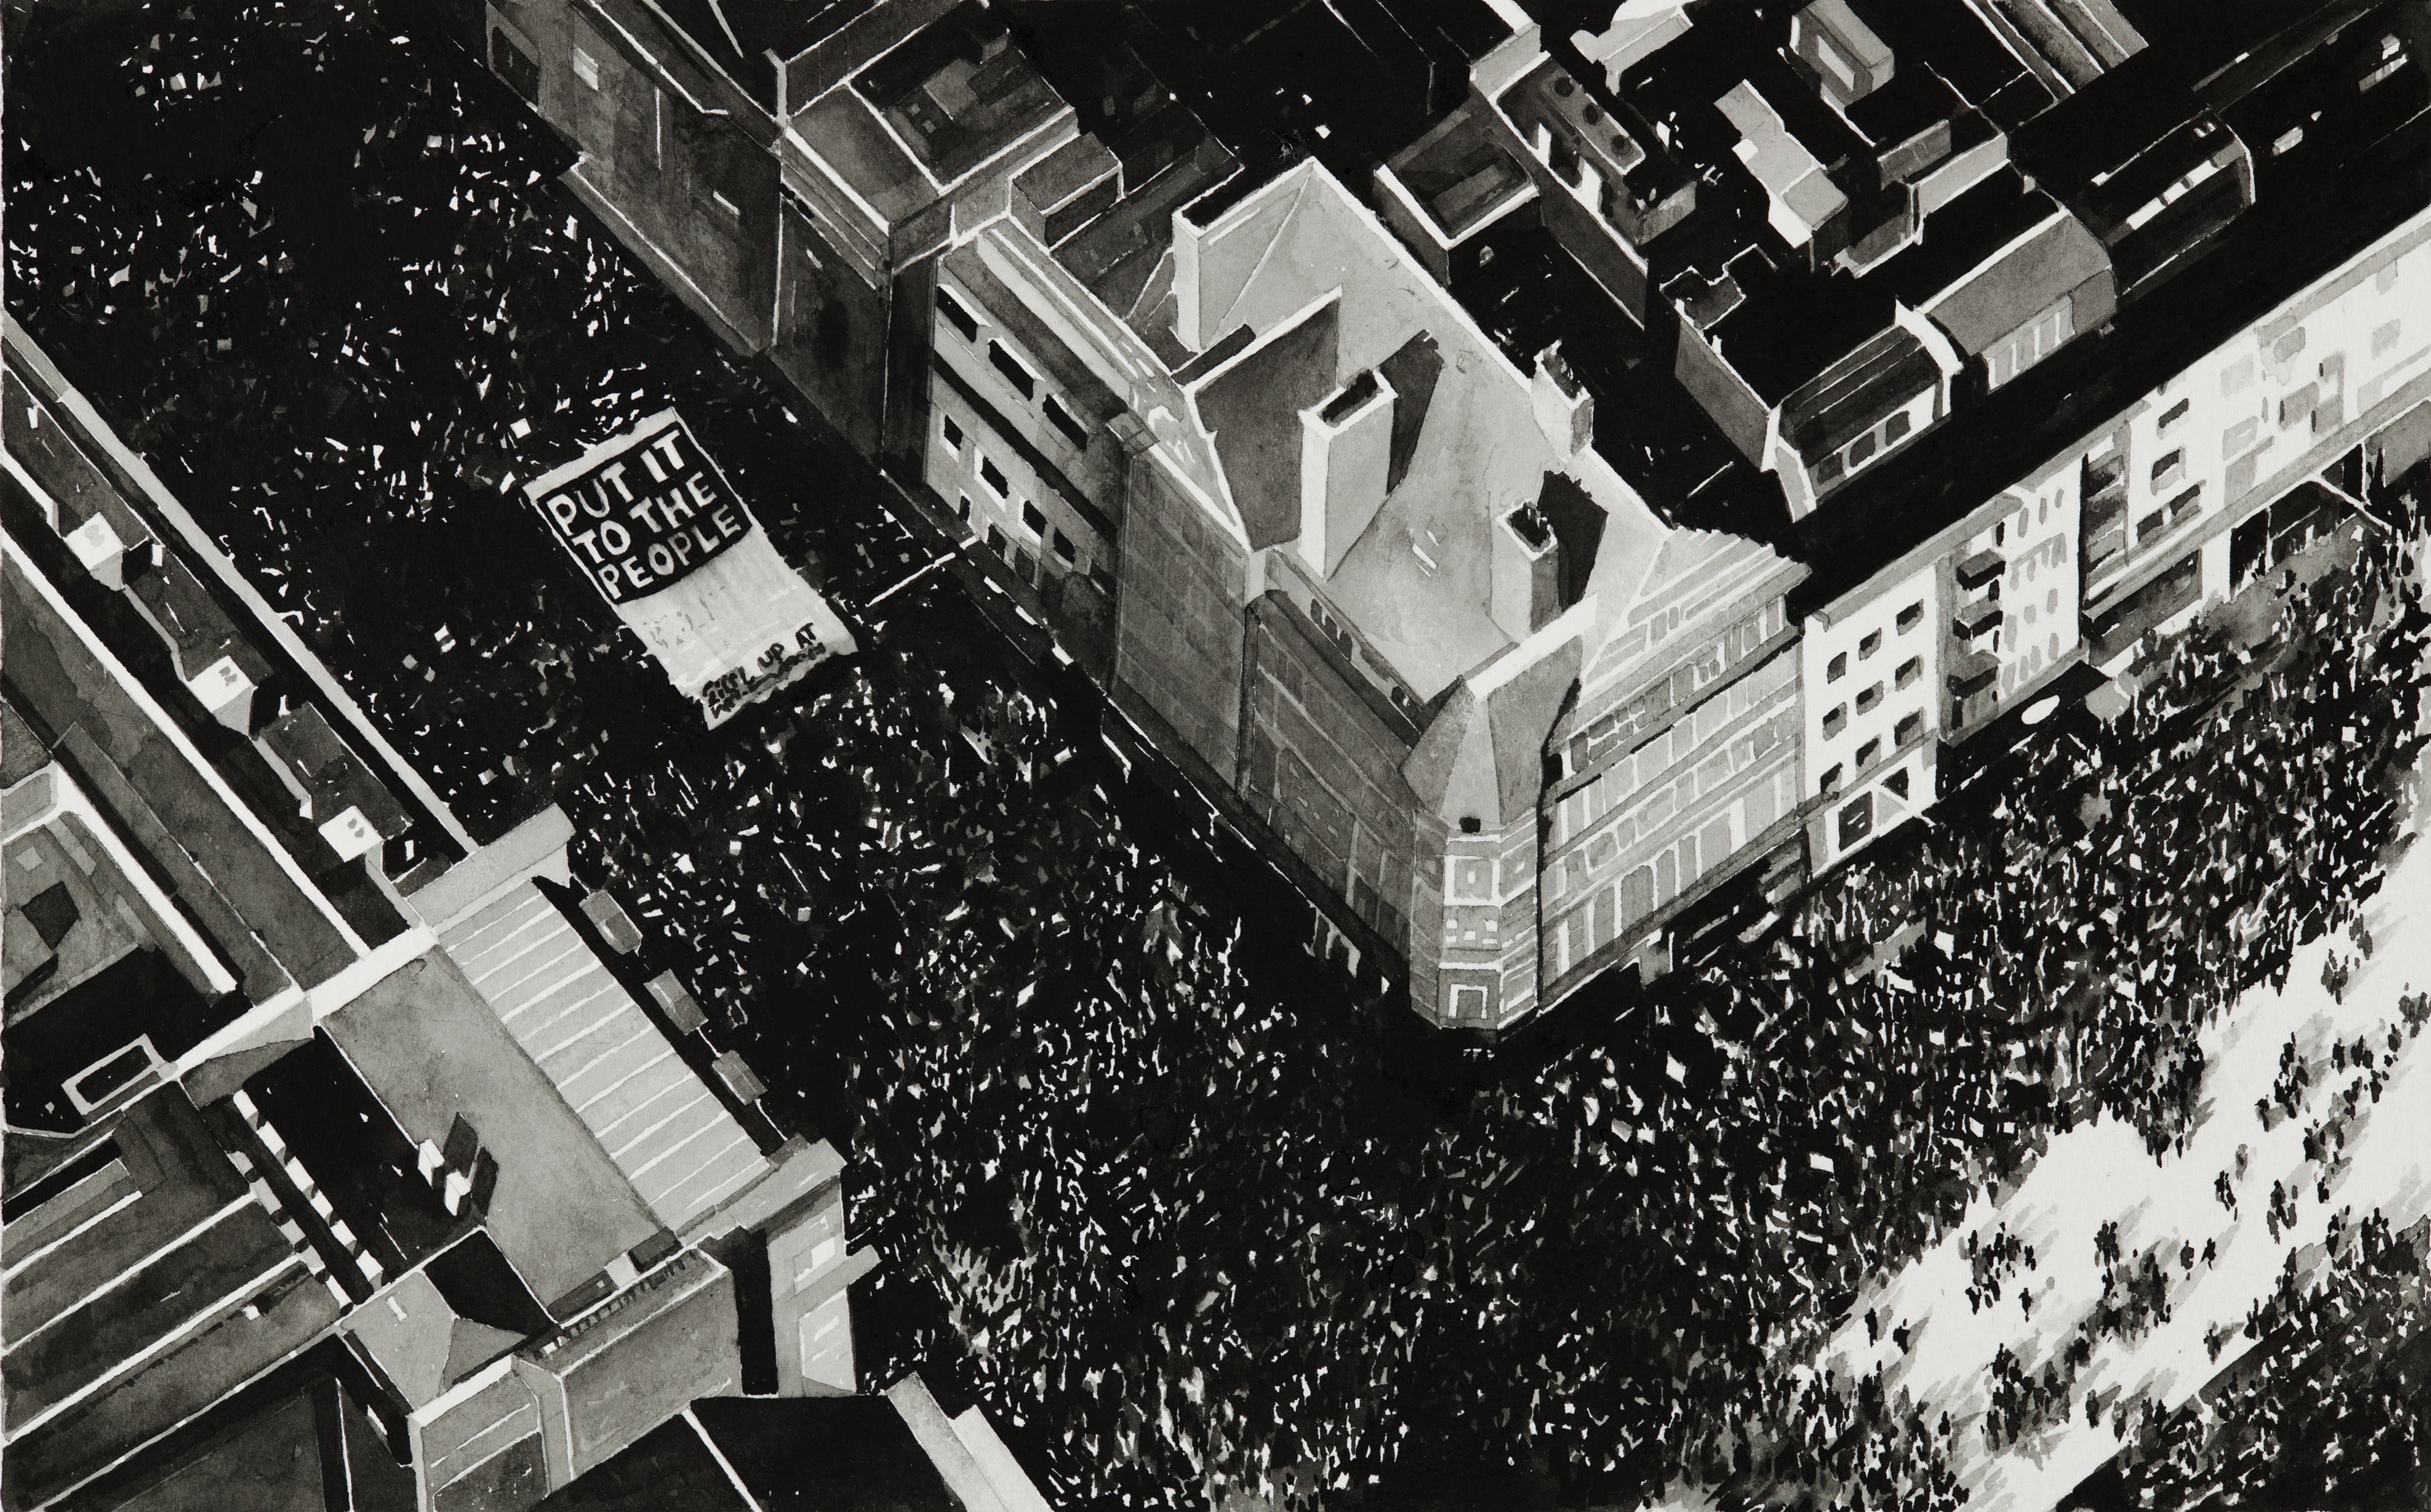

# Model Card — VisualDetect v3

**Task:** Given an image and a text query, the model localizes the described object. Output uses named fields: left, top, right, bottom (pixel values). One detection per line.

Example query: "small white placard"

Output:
left=318, top=805, right=381, bottom=861
left=64, top=511, right=126, bottom=570
left=188, top=654, right=255, bottom=713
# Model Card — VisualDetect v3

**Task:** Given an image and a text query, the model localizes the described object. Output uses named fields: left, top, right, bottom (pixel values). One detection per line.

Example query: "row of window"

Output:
left=935, top=286, right=1092, bottom=450
left=1820, top=658, right=1921, bottom=728
left=1549, top=658, right=1797, bottom=849
left=1814, top=402, right=1919, bottom=489
left=1822, top=602, right=1921, bottom=685
left=938, top=411, right=1087, bottom=570
left=1986, top=298, right=2074, bottom=391
left=1567, top=598, right=1786, bottom=777
left=1543, top=763, right=1800, bottom=984
left=1816, top=717, right=1923, bottom=797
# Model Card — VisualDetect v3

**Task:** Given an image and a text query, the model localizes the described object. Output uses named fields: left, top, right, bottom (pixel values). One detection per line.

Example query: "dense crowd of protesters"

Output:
left=12, top=6, right=2431, bottom=1510
left=2095, top=1204, right=2431, bottom=1510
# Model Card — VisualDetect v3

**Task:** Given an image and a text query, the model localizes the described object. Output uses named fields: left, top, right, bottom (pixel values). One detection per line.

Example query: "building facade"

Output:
left=2076, top=202, right=2431, bottom=664
left=483, top=0, right=1077, bottom=458
left=473, top=0, right=2431, bottom=1035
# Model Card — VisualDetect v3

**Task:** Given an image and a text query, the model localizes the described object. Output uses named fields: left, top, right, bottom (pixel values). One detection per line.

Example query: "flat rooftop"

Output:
left=1384, top=99, right=1535, bottom=241
left=855, top=3, right=1067, bottom=185
left=2, top=538, right=360, bottom=1001
left=2, top=1085, right=346, bottom=1505
left=1789, top=89, right=2431, bottom=610
left=1003, top=0, right=1511, bottom=185
left=321, top=945, right=664, bottom=1310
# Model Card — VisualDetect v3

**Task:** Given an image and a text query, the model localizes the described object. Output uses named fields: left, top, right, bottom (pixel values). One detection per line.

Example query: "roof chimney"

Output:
left=1533, top=344, right=1592, bottom=459
left=1492, top=503, right=1562, bottom=640
left=1298, top=370, right=1397, bottom=578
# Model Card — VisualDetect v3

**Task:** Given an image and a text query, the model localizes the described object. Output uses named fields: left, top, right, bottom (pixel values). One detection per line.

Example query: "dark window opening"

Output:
left=2159, top=397, right=2191, bottom=431
left=1856, top=737, right=1882, bottom=769
left=1051, top=529, right=1078, bottom=564
left=936, top=287, right=979, bottom=342
left=1819, top=764, right=1843, bottom=797
left=1827, top=652, right=1847, bottom=682
left=1021, top=500, right=1047, bottom=536
left=990, top=341, right=1036, bottom=399
left=940, top=413, right=964, bottom=450
left=1884, top=410, right=1912, bottom=444
left=491, top=28, right=540, bottom=102
left=1859, top=630, right=1882, bottom=659
left=1856, top=682, right=1883, bottom=713
left=1884, top=768, right=1911, bottom=798
left=1848, top=431, right=1878, bottom=467
left=979, top=455, right=1008, bottom=497
left=1460, top=816, right=1483, bottom=835
left=1896, top=656, right=1921, bottom=689
left=1043, top=393, right=1089, bottom=449
left=1838, top=794, right=1874, bottom=848
left=1895, top=712, right=1923, bottom=747
left=1897, top=602, right=1923, bottom=633
left=1822, top=705, right=1847, bottom=737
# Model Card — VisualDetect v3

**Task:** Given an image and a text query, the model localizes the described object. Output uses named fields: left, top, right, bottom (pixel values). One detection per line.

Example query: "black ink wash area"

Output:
left=9, top=0, right=2431, bottom=1510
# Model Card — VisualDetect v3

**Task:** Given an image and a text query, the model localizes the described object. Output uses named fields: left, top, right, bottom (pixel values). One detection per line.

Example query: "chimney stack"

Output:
left=1493, top=502, right=1562, bottom=640
left=1298, top=370, right=1397, bottom=578
left=1534, top=344, right=1592, bottom=459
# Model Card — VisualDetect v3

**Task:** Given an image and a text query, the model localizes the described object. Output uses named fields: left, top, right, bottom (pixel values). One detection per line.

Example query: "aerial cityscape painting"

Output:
left=5, top=0, right=2431, bottom=1508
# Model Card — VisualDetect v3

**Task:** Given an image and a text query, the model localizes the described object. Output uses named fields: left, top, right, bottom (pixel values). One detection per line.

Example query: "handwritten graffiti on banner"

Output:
left=527, top=414, right=751, bottom=604
left=703, top=623, right=834, bottom=723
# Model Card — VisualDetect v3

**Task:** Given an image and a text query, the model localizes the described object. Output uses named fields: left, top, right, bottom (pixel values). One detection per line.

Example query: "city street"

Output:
left=11, top=5, right=2431, bottom=1509
left=1814, top=753, right=2431, bottom=1510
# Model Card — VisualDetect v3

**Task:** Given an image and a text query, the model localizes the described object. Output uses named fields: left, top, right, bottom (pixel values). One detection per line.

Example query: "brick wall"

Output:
left=1237, top=598, right=1419, bottom=954
left=1111, top=460, right=1247, bottom=776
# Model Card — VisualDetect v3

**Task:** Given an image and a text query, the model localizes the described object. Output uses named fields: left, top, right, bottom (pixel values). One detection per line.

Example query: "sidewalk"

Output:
left=1809, top=760, right=2431, bottom=1511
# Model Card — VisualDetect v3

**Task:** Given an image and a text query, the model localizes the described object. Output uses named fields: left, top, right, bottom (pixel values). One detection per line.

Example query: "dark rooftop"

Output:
left=1456, top=222, right=1787, bottom=539
left=236, top=1031, right=468, bottom=1282
left=1874, top=166, right=2061, bottom=307
left=1838, top=59, right=1964, bottom=153
left=125, top=550, right=270, bottom=686
left=536, top=1413, right=753, bottom=1511
left=58, top=1347, right=415, bottom=1512
left=1702, top=251, right=1899, bottom=404
left=1386, top=100, right=1535, bottom=240
left=2010, top=46, right=2206, bottom=193
left=2107, top=0, right=2380, bottom=81
left=3, top=542, right=361, bottom=997
left=694, top=1395, right=967, bottom=1512
left=260, top=704, right=415, bottom=845
left=2, top=1085, right=347, bottom=1505
left=1844, top=0, right=2056, bottom=127
left=1778, top=325, right=1940, bottom=458
left=855, top=3, right=1067, bottom=184
left=2, top=950, right=233, bottom=1133
left=1788, top=88, right=2431, bottom=611
left=1003, top=0, right=1509, bottom=186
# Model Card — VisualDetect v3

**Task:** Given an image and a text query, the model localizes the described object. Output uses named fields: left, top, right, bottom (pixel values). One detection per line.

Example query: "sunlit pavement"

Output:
left=1805, top=738, right=2431, bottom=1511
